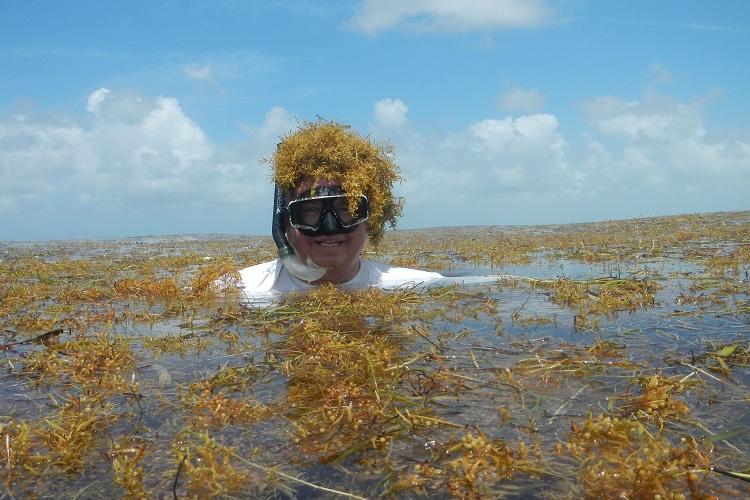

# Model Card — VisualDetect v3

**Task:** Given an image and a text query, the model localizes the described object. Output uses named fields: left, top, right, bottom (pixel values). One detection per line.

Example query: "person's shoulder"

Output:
left=239, top=260, right=278, bottom=277
left=361, top=260, right=443, bottom=287
left=238, top=260, right=280, bottom=293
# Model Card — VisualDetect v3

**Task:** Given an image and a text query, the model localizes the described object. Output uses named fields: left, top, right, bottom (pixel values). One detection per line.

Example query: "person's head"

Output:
left=270, top=120, right=402, bottom=282
left=284, top=178, right=368, bottom=283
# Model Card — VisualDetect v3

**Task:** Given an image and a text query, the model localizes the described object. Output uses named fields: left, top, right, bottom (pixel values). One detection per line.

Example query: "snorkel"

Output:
left=271, top=184, right=292, bottom=259
left=271, top=183, right=327, bottom=282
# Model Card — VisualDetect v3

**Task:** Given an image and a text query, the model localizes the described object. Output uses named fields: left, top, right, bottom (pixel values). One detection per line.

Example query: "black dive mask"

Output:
left=286, top=186, right=369, bottom=237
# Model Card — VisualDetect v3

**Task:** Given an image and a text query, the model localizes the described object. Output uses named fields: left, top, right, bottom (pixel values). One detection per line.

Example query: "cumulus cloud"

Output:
left=468, top=115, right=565, bottom=164
left=579, top=92, right=750, bottom=194
left=240, top=106, right=297, bottom=144
left=0, top=89, right=292, bottom=215
left=498, top=85, right=547, bottom=113
left=346, top=0, right=554, bottom=35
left=377, top=89, right=750, bottom=228
left=86, top=88, right=111, bottom=113
left=0, top=114, right=90, bottom=208
left=4, top=84, right=748, bottom=237
left=387, top=112, right=570, bottom=214
left=373, top=98, right=409, bottom=128
left=81, top=89, right=216, bottom=200
left=583, top=94, right=706, bottom=141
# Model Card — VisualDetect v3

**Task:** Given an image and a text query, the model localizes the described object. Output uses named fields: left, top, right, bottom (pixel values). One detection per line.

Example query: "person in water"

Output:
left=237, top=120, right=442, bottom=297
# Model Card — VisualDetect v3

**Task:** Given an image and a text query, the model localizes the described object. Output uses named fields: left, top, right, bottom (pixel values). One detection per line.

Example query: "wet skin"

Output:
left=286, top=179, right=366, bottom=284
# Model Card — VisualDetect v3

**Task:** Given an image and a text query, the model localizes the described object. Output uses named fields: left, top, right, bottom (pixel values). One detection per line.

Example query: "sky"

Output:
left=1, top=0, right=749, bottom=241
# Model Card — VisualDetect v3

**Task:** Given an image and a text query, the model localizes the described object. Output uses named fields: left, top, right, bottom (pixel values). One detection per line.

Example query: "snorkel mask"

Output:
left=287, top=185, right=369, bottom=237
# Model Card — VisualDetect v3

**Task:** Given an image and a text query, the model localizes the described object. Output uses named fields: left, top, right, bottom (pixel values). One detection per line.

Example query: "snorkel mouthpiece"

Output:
left=281, top=254, right=327, bottom=282
left=271, top=184, right=326, bottom=281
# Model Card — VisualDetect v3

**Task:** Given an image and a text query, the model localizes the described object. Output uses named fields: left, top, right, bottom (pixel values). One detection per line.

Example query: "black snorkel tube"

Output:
left=272, top=184, right=293, bottom=259
left=271, top=183, right=327, bottom=281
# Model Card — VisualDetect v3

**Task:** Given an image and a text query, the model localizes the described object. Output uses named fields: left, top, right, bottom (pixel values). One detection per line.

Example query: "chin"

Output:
left=287, top=226, right=365, bottom=278
left=310, top=253, right=347, bottom=269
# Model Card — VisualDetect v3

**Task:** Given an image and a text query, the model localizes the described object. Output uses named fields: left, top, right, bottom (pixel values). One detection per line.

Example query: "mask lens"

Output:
left=332, top=197, right=365, bottom=225
left=289, top=199, right=324, bottom=227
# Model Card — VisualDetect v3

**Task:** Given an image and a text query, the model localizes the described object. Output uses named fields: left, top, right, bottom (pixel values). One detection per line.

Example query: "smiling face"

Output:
left=285, top=179, right=367, bottom=284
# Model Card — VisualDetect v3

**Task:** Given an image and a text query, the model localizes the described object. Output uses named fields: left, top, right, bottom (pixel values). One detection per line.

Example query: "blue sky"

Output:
left=1, top=0, right=749, bottom=240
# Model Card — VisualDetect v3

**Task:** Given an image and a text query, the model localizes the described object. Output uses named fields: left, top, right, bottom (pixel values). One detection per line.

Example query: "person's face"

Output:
left=286, top=179, right=367, bottom=283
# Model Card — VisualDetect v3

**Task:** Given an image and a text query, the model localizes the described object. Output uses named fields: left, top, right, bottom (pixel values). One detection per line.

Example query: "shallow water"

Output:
left=1, top=214, right=749, bottom=498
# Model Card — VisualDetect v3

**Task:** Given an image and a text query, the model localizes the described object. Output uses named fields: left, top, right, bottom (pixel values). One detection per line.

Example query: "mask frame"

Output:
left=287, top=194, right=369, bottom=236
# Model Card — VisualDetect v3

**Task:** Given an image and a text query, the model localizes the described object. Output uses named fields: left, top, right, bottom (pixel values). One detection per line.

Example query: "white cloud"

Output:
left=373, top=98, right=409, bottom=128
left=579, top=92, right=750, bottom=188
left=498, top=85, right=546, bottom=113
left=583, top=95, right=703, bottom=141
left=216, top=106, right=298, bottom=203
left=346, top=0, right=554, bottom=35
left=81, top=90, right=215, bottom=200
left=3, top=84, right=748, bottom=237
left=468, top=114, right=566, bottom=166
left=242, top=106, right=297, bottom=142
left=0, top=115, right=90, bottom=208
left=86, top=88, right=111, bottom=113
left=380, top=89, right=750, bottom=228
left=0, top=89, right=288, bottom=214
left=184, top=64, right=215, bottom=82
left=178, top=51, right=277, bottom=85
left=389, top=113, right=570, bottom=211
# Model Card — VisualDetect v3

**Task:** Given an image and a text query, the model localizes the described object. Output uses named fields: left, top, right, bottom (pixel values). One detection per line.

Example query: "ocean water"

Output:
left=1, top=221, right=749, bottom=498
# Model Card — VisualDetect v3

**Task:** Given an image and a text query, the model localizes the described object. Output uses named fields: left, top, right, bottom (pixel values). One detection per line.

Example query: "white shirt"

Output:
left=237, top=259, right=443, bottom=301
